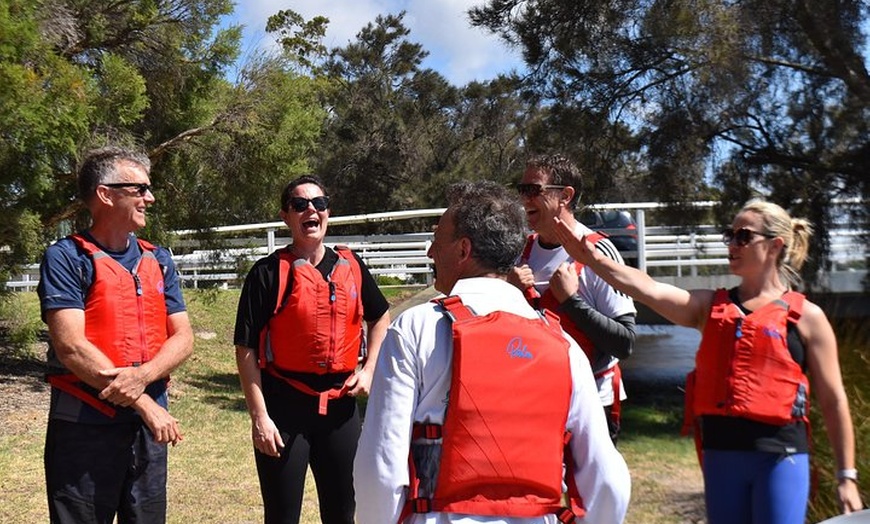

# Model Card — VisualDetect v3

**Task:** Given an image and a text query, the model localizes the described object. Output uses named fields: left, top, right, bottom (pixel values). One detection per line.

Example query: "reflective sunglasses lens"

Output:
left=723, top=228, right=753, bottom=246
left=311, top=196, right=329, bottom=211
left=289, top=198, right=309, bottom=212
left=734, top=229, right=753, bottom=246
left=516, top=184, right=542, bottom=197
left=103, top=183, right=151, bottom=195
left=289, top=196, right=329, bottom=212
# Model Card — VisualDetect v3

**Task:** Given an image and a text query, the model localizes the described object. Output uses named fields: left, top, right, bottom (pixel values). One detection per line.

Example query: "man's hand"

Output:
left=550, top=262, right=579, bottom=303
left=508, top=265, right=536, bottom=290
left=99, top=366, right=150, bottom=406
left=133, top=396, right=183, bottom=445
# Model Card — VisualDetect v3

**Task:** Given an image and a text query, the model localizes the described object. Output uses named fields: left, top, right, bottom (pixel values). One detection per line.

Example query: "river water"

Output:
left=621, top=324, right=702, bottom=387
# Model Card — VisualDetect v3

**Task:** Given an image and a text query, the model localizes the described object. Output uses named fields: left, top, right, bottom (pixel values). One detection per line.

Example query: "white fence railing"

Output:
left=7, top=202, right=867, bottom=291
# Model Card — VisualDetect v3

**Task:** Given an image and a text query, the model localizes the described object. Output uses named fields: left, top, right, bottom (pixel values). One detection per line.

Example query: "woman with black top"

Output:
left=551, top=198, right=862, bottom=523
left=234, top=175, right=390, bottom=524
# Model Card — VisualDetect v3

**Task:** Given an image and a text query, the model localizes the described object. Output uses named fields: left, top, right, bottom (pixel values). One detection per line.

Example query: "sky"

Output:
left=224, top=0, right=524, bottom=85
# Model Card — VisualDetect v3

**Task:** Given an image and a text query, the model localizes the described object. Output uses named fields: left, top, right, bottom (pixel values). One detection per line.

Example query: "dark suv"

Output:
left=578, top=209, right=639, bottom=267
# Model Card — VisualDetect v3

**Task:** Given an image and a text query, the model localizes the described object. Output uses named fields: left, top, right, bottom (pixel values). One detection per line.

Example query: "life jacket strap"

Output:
left=47, top=374, right=117, bottom=418
left=556, top=507, right=577, bottom=524
left=412, top=422, right=443, bottom=440
left=435, top=295, right=475, bottom=321
left=520, top=234, right=542, bottom=303
left=265, top=366, right=350, bottom=415
left=411, top=497, right=432, bottom=514
left=594, top=363, right=623, bottom=422
left=562, top=430, right=586, bottom=519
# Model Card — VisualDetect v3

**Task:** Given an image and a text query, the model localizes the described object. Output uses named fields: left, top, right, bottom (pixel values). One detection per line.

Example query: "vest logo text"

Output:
left=506, top=337, right=533, bottom=359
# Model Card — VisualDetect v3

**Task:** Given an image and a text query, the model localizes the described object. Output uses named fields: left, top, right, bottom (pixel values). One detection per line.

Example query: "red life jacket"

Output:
left=402, top=296, right=585, bottom=523
left=47, top=234, right=169, bottom=417
left=519, top=232, right=623, bottom=422
left=259, top=246, right=364, bottom=414
left=682, top=289, right=810, bottom=448
left=520, top=231, right=606, bottom=364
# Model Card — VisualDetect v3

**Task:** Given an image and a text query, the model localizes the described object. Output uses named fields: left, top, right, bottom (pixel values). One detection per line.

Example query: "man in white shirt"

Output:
left=511, top=154, right=636, bottom=444
left=355, top=181, right=630, bottom=524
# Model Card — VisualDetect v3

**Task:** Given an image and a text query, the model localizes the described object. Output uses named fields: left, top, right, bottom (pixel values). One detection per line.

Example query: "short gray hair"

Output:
left=446, top=181, right=527, bottom=274
left=78, top=146, right=151, bottom=201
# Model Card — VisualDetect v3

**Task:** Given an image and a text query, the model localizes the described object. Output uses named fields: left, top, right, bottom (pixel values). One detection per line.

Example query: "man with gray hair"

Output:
left=355, top=181, right=630, bottom=524
left=38, top=146, right=193, bottom=523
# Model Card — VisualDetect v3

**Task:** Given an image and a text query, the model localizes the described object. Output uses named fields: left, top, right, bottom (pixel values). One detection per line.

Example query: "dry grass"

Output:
left=0, top=288, right=704, bottom=523
left=7, top=288, right=864, bottom=523
left=618, top=385, right=706, bottom=524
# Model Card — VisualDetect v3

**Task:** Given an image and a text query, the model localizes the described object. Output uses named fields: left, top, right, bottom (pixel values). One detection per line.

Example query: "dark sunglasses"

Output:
left=515, top=183, right=567, bottom=198
left=288, top=196, right=329, bottom=212
left=102, top=183, right=152, bottom=196
left=722, top=227, right=776, bottom=246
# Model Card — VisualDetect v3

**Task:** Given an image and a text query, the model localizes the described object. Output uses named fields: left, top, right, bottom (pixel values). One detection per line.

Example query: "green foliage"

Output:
left=471, top=0, right=870, bottom=273
left=266, top=9, right=329, bottom=71
left=375, top=275, right=405, bottom=286
left=0, top=0, right=316, bottom=281
left=97, top=53, right=149, bottom=125
left=808, top=319, right=870, bottom=521
left=0, top=291, right=42, bottom=353
left=311, top=12, right=538, bottom=231
left=156, top=56, right=326, bottom=230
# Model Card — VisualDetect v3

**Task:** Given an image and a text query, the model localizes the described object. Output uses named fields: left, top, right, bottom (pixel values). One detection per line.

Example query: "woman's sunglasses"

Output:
left=722, top=227, right=776, bottom=247
left=288, top=196, right=329, bottom=212
left=515, top=183, right=567, bottom=198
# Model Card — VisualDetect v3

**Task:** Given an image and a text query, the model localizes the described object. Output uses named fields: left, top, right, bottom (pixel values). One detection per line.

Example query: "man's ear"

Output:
left=457, top=236, right=473, bottom=263
left=95, top=185, right=114, bottom=206
left=561, top=186, right=575, bottom=206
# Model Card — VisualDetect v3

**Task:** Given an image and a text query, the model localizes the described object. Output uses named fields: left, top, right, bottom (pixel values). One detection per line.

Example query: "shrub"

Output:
left=0, top=292, right=43, bottom=357
left=807, top=319, right=869, bottom=521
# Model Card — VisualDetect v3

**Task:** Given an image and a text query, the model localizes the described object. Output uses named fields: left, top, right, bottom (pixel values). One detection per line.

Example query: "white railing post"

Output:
left=676, top=237, right=682, bottom=278
left=636, top=209, right=647, bottom=272
left=267, top=229, right=276, bottom=253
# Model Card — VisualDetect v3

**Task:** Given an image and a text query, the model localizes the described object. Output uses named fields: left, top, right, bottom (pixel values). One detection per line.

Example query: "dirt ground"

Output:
left=0, top=340, right=50, bottom=438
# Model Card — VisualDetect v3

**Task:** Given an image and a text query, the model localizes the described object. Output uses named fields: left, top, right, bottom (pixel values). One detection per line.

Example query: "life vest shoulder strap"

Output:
left=540, top=307, right=565, bottom=337
left=135, top=238, right=157, bottom=252
left=520, top=233, right=537, bottom=265
left=334, top=245, right=363, bottom=291
left=70, top=233, right=99, bottom=254
left=780, top=291, right=805, bottom=324
left=434, top=295, right=475, bottom=322
left=272, top=247, right=297, bottom=316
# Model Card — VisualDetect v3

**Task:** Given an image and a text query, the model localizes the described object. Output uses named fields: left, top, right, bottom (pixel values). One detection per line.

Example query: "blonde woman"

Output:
left=551, top=199, right=862, bottom=523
